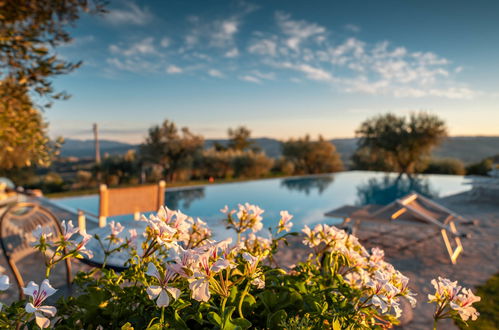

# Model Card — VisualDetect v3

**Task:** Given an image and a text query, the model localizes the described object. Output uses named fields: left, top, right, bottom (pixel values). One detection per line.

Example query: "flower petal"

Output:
left=35, top=312, right=51, bottom=329
left=166, top=287, right=181, bottom=300
left=0, top=275, right=9, bottom=291
left=39, top=279, right=57, bottom=298
left=23, top=281, right=39, bottom=298
left=146, top=263, right=160, bottom=280
left=146, top=286, right=162, bottom=300
left=37, top=305, right=57, bottom=317
left=156, top=289, right=171, bottom=307
left=25, top=302, right=37, bottom=314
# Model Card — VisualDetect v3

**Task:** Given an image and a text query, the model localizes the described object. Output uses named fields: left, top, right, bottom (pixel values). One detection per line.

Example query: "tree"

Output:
left=139, top=120, right=204, bottom=182
left=0, top=0, right=106, bottom=108
left=282, top=135, right=343, bottom=174
left=354, top=112, right=447, bottom=175
left=0, top=80, right=61, bottom=171
left=228, top=126, right=254, bottom=151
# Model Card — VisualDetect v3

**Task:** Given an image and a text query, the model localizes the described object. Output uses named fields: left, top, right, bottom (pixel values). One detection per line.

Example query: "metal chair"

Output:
left=0, top=202, right=72, bottom=299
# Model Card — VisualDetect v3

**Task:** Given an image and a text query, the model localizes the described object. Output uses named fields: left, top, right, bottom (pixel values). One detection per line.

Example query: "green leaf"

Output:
left=267, top=309, right=287, bottom=329
left=173, top=310, right=189, bottom=330
left=231, top=318, right=252, bottom=330
left=208, top=311, right=222, bottom=327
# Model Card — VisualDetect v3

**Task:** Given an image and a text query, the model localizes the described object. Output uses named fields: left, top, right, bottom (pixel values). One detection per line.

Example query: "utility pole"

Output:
left=93, top=123, right=101, bottom=164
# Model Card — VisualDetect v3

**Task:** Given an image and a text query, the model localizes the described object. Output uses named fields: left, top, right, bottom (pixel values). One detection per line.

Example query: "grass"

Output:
left=458, top=273, right=499, bottom=330
left=44, top=173, right=293, bottom=198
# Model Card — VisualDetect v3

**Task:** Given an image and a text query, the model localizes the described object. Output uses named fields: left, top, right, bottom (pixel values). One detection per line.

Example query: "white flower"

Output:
left=109, top=221, right=124, bottom=237
left=0, top=274, right=9, bottom=311
left=23, top=279, right=57, bottom=329
left=277, top=210, right=293, bottom=233
left=450, top=288, right=481, bottom=321
left=61, top=220, right=79, bottom=241
left=74, top=231, right=94, bottom=259
left=145, top=263, right=181, bottom=307
left=220, top=205, right=229, bottom=214
left=188, top=253, right=231, bottom=302
left=0, top=275, right=9, bottom=291
left=32, top=225, right=53, bottom=242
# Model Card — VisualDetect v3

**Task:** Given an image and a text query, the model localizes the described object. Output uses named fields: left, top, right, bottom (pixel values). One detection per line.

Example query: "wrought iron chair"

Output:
left=0, top=202, right=72, bottom=299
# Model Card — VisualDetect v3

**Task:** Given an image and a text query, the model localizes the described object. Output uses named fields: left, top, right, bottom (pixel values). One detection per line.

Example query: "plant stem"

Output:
left=160, top=306, right=165, bottom=327
left=433, top=318, right=438, bottom=330
left=238, top=281, right=250, bottom=319
left=221, top=297, right=228, bottom=314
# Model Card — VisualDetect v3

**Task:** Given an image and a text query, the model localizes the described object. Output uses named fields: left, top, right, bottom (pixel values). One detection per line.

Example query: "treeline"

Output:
left=86, top=120, right=343, bottom=187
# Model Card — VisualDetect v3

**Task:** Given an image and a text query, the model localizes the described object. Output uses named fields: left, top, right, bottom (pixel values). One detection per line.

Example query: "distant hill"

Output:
left=60, top=139, right=137, bottom=158
left=60, top=136, right=499, bottom=165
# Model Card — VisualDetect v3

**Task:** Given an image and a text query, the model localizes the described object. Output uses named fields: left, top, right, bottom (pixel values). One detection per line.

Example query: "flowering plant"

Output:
left=0, top=204, right=480, bottom=329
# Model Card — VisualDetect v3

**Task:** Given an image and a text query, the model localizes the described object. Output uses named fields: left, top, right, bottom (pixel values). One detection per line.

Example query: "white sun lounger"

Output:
left=325, top=192, right=467, bottom=264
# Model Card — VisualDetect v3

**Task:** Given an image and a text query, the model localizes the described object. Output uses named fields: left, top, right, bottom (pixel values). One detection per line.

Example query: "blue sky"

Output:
left=48, top=0, right=499, bottom=143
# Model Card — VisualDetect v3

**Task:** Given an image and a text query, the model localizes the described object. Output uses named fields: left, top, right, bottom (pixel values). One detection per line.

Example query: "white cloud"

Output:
left=275, top=11, right=326, bottom=51
left=251, top=70, right=276, bottom=80
left=225, top=48, right=239, bottom=58
left=109, top=37, right=158, bottom=57
left=208, top=69, right=224, bottom=78
left=160, top=37, right=171, bottom=48
left=167, top=65, right=183, bottom=74
left=106, top=57, right=157, bottom=73
left=277, top=62, right=333, bottom=82
left=105, top=1, right=153, bottom=26
left=248, top=38, right=278, bottom=56
left=240, top=75, right=261, bottom=83
left=344, top=24, right=361, bottom=33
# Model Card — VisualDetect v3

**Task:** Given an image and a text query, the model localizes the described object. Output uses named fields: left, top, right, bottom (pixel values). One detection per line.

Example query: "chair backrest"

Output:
left=0, top=202, right=71, bottom=299
left=98, top=181, right=165, bottom=227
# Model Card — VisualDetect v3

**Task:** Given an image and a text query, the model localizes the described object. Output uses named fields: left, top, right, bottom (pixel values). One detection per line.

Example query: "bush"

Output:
left=232, top=151, right=274, bottom=178
left=423, top=158, right=465, bottom=175
left=466, top=158, right=493, bottom=176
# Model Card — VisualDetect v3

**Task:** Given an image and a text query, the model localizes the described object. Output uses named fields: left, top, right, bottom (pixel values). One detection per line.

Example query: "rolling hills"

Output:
left=60, top=136, right=499, bottom=165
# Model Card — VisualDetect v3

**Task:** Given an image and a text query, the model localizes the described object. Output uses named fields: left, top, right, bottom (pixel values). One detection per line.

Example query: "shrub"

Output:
left=423, top=158, right=466, bottom=175
left=466, top=158, right=493, bottom=176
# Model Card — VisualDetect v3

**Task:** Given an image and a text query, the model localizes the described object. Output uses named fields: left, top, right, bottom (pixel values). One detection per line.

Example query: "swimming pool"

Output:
left=51, top=171, right=470, bottom=239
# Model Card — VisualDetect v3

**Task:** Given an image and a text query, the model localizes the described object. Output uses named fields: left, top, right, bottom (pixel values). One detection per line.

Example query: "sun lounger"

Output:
left=325, top=192, right=466, bottom=264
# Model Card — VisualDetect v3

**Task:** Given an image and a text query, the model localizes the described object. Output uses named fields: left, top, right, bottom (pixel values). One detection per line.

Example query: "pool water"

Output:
left=52, top=171, right=470, bottom=239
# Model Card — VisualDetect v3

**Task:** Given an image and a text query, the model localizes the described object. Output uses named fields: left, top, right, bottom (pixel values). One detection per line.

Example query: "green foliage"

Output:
left=466, top=158, right=493, bottom=176
left=94, top=150, right=141, bottom=186
left=228, top=126, right=255, bottom=151
left=354, top=112, right=447, bottom=175
left=0, top=0, right=106, bottom=108
left=0, top=81, right=62, bottom=170
left=423, top=158, right=465, bottom=175
left=232, top=151, right=274, bottom=178
left=458, top=274, right=499, bottom=330
left=282, top=135, right=343, bottom=175
left=139, top=120, right=204, bottom=182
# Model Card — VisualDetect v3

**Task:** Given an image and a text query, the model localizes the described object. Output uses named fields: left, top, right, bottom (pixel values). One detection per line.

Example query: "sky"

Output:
left=47, top=0, right=499, bottom=143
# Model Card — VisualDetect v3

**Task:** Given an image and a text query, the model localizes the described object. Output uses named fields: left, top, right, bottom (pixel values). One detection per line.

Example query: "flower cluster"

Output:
left=222, top=203, right=264, bottom=235
left=142, top=206, right=211, bottom=249
left=302, top=224, right=417, bottom=321
left=429, top=277, right=481, bottom=323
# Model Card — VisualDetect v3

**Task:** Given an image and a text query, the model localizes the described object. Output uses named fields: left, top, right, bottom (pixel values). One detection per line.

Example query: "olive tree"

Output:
left=354, top=112, right=447, bottom=175
left=139, top=120, right=204, bottom=182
